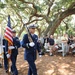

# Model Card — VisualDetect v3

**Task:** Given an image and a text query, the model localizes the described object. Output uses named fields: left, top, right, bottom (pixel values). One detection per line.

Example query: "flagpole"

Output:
left=7, top=15, right=11, bottom=75
left=7, top=15, right=12, bottom=75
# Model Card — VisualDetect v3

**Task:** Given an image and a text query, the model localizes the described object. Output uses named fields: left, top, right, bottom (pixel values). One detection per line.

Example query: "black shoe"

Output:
left=10, top=71, right=14, bottom=75
left=0, top=63, right=2, bottom=68
left=13, top=74, right=18, bottom=75
left=49, top=53, right=53, bottom=56
left=5, top=69, right=8, bottom=73
left=41, top=52, right=45, bottom=55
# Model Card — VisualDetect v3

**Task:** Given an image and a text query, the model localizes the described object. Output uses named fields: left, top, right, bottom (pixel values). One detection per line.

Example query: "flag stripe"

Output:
left=5, top=30, right=12, bottom=37
left=5, top=33, right=13, bottom=41
left=4, top=36, right=13, bottom=45
left=6, top=27, right=12, bottom=33
left=4, top=15, right=13, bottom=46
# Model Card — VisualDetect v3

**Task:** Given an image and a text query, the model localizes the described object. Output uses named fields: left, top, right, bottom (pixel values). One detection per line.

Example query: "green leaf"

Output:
left=0, top=2, right=6, bottom=8
left=34, top=5, right=42, bottom=12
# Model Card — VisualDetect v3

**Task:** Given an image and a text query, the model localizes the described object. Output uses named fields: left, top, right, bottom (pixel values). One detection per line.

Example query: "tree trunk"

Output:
left=44, top=21, right=53, bottom=35
left=45, top=8, right=75, bottom=35
left=18, top=26, right=25, bottom=37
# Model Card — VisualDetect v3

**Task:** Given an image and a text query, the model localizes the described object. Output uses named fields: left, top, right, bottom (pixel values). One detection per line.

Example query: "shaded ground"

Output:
left=0, top=49, right=75, bottom=75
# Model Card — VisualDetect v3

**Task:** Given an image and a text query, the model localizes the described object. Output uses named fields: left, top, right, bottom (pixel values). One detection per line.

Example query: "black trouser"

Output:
left=4, top=53, right=8, bottom=70
left=27, top=60, right=37, bottom=75
left=11, top=55, right=18, bottom=75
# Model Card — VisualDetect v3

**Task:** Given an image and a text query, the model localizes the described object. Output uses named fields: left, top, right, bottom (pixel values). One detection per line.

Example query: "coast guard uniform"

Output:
left=11, top=31, right=20, bottom=75
left=22, top=25, right=40, bottom=75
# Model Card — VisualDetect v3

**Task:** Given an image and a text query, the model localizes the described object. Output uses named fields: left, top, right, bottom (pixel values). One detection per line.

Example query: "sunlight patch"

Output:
left=60, top=63, right=70, bottom=68
left=58, top=68, right=69, bottom=75
left=44, top=69, right=54, bottom=74
left=72, top=61, right=75, bottom=64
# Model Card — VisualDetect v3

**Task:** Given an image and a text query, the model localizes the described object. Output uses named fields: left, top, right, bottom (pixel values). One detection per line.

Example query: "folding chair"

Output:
left=58, top=42, right=69, bottom=57
left=44, top=43, right=50, bottom=53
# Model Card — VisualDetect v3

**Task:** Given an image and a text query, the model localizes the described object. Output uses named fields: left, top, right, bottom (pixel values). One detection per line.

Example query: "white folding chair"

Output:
left=58, top=42, right=69, bottom=57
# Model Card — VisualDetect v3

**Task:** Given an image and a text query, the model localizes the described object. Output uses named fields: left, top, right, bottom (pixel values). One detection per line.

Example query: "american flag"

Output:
left=4, top=15, right=13, bottom=46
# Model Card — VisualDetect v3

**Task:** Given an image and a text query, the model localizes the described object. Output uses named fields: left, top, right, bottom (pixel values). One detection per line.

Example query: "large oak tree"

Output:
left=0, top=0, right=75, bottom=37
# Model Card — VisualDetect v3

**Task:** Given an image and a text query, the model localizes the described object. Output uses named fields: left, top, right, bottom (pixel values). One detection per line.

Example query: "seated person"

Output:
left=69, top=36, right=75, bottom=52
left=54, top=36, right=62, bottom=50
left=38, top=39, right=45, bottom=55
left=51, top=36, right=62, bottom=55
left=44, top=35, right=49, bottom=50
left=61, top=34, right=69, bottom=53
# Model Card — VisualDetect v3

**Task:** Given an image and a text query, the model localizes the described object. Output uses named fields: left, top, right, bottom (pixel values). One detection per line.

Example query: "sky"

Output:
left=1, top=0, right=4, bottom=3
left=71, top=15, right=75, bottom=27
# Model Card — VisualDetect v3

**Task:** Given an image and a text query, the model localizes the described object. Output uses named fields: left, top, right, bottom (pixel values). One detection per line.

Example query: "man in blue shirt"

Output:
left=48, top=35, right=55, bottom=56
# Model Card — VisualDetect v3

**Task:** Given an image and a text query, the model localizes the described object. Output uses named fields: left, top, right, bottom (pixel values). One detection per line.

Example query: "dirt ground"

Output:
left=0, top=49, right=75, bottom=75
